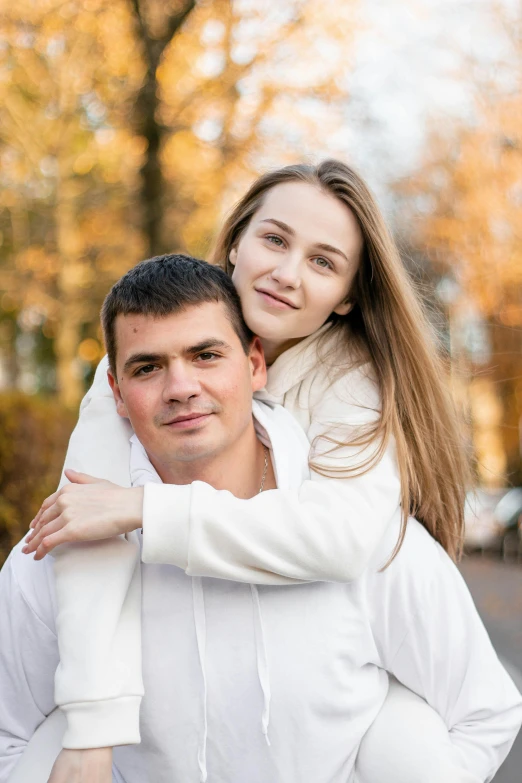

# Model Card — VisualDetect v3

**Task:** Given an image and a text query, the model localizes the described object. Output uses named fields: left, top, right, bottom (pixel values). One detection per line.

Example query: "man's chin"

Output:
left=153, top=438, right=220, bottom=465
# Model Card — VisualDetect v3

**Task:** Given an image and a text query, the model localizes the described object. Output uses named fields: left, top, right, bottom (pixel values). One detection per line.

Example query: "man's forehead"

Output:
left=115, top=302, right=239, bottom=357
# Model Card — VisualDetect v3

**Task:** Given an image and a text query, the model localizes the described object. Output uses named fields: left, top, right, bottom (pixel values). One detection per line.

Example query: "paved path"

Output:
left=459, top=555, right=522, bottom=783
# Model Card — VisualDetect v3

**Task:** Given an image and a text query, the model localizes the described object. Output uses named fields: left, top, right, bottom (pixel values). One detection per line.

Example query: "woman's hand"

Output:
left=48, top=748, right=113, bottom=783
left=23, top=469, right=144, bottom=560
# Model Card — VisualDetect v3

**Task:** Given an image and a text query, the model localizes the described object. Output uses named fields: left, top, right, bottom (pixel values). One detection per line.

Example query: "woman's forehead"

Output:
left=252, top=181, right=362, bottom=255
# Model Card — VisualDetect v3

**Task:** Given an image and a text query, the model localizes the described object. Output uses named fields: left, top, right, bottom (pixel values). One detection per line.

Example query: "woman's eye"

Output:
left=312, top=257, right=333, bottom=270
left=265, top=234, right=284, bottom=247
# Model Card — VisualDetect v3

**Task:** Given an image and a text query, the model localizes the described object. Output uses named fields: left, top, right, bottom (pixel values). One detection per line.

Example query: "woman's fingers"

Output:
left=65, top=469, right=110, bottom=485
left=33, top=529, right=66, bottom=560
left=26, top=501, right=62, bottom=543
left=23, top=515, right=65, bottom=555
left=30, top=490, right=60, bottom=528
left=29, top=473, right=107, bottom=532
left=23, top=483, right=144, bottom=559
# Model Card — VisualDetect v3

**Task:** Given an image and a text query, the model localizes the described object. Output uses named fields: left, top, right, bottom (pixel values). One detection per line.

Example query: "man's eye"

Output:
left=135, top=365, right=157, bottom=376
left=197, top=352, right=218, bottom=361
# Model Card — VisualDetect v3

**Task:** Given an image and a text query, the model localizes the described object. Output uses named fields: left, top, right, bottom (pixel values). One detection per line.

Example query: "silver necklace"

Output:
left=258, top=446, right=269, bottom=493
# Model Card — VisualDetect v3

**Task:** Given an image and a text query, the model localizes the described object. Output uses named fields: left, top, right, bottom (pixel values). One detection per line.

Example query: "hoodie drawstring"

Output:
left=250, top=584, right=271, bottom=746
left=192, top=577, right=208, bottom=782
left=192, top=581, right=271, bottom=781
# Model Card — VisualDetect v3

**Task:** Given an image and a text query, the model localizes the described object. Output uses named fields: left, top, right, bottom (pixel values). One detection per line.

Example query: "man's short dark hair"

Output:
left=101, top=254, right=254, bottom=373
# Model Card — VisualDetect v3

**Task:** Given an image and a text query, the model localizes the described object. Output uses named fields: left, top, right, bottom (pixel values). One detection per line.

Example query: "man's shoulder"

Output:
left=365, top=514, right=454, bottom=593
left=359, top=516, right=464, bottom=660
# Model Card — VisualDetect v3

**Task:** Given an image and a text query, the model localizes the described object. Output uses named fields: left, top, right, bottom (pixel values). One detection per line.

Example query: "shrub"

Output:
left=0, top=392, right=75, bottom=566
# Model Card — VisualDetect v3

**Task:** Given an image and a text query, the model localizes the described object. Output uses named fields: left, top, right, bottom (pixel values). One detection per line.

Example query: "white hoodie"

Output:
left=0, top=401, right=521, bottom=783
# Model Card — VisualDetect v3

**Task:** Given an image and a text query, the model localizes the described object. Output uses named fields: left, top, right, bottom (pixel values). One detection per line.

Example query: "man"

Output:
left=1, top=255, right=521, bottom=783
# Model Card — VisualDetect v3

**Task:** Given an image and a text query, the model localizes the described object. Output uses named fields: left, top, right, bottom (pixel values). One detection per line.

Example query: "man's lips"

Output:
left=162, top=413, right=213, bottom=430
left=255, top=288, right=299, bottom=310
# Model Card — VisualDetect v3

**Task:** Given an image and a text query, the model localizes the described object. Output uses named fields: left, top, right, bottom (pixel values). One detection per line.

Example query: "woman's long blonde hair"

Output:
left=209, top=160, right=470, bottom=562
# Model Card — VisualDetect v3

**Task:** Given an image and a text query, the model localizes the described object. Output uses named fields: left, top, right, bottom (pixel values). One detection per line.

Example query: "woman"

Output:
left=26, top=160, right=489, bottom=781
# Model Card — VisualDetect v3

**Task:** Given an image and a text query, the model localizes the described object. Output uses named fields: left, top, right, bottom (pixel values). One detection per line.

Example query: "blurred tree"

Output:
left=0, top=0, right=145, bottom=406
left=128, top=0, right=197, bottom=256
left=394, top=5, right=522, bottom=485
left=157, top=0, right=358, bottom=258
left=0, top=0, right=359, bottom=408
left=0, top=391, right=75, bottom=565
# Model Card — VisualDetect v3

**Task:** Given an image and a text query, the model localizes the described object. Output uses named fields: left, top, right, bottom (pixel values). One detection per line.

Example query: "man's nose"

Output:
left=270, top=253, right=302, bottom=289
left=162, top=364, right=201, bottom=403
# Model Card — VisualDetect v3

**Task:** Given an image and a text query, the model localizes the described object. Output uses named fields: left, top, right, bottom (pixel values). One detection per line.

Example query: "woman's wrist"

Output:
left=120, top=486, right=145, bottom=534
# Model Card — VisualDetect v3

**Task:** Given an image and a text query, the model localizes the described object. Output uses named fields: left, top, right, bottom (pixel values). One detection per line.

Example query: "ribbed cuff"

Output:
left=141, top=483, right=191, bottom=568
left=61, top=695, right=142, bottom=748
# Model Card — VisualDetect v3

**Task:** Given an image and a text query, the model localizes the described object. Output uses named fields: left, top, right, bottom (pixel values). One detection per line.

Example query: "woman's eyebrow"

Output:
left=260, top=218, right=295, bottom=235
left=314, top=242, right=349, bottom=262
left=260, top=218, right=348, bottom=262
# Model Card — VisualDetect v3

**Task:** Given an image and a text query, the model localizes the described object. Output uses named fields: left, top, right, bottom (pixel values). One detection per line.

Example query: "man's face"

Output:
left=108, top=301, right=266, bottom=479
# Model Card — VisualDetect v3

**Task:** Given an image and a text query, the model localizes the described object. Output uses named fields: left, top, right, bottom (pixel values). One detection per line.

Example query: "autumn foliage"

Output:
left=396, top=30, right=522, bottom=486
left=0, top=392, right=74, bottom=563
left=0, top=0, right=358, bottom=407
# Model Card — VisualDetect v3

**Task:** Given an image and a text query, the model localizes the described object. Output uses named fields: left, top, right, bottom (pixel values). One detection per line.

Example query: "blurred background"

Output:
left=0, top=0, right=521, bottom=776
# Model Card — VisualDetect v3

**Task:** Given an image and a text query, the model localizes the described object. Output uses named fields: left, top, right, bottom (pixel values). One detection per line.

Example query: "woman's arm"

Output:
left=50, top=360, right=143, bottom=749
left=52, top=534, right=143, bottom=749
left=142, top=453, right=399, bottom=583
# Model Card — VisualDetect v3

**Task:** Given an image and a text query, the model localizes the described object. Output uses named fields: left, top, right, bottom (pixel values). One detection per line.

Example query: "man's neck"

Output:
left=150, top=425, right=276, bottom=499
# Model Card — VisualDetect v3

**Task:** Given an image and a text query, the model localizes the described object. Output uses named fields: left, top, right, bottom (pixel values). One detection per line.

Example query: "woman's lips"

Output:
left=255, top=289, right=297, bottom=310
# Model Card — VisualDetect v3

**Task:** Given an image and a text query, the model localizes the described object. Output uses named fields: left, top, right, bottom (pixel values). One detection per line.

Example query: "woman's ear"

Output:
left=333, top=299, right=354, bottom=316
left=229, top=246, right=237, bottom=266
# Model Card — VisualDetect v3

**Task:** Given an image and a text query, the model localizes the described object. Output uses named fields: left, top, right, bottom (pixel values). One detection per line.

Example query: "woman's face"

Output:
left=230, top=181, right=363, bottom=363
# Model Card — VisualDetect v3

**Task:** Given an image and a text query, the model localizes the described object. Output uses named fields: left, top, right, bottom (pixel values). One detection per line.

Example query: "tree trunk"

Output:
left=54, top=182, right=84, bottom=409
left=129, top=0, right=197, bottom=256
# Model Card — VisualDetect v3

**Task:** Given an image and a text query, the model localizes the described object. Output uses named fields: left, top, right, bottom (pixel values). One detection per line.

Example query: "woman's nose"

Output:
left=270, top=255, right=302, bottom=288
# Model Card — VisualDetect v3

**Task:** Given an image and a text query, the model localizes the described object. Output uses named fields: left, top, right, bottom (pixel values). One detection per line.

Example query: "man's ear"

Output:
left=107, top=368, right=129, bottom=419
left=248, top=337, right=267, bottom=392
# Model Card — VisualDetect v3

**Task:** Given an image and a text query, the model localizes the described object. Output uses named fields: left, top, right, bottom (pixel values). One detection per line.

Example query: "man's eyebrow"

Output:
left=122, top=341, right=231, bottom=372
left=123, top=353, right=165, bottom=373
left=186, top=339, right=231, bottom=354
left=260, top=219, right=348, bottom=262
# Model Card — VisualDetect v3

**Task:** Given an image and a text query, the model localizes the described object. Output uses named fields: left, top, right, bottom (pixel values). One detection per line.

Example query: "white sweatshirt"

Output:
left=1, top=401, right=521, bottom=783
left=52, top=325, right=401, bottom=745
